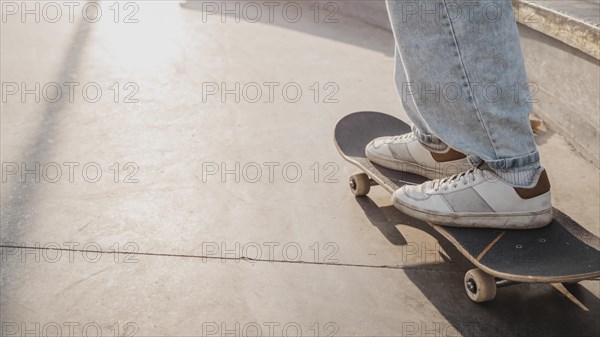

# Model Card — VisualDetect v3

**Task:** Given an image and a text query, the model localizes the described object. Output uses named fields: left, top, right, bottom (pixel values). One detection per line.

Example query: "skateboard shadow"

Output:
left=355, top=197, right=407, bottom=246
left=356, top=196, right=472, bottom=268
left=355, top=195, right=600, bottom=337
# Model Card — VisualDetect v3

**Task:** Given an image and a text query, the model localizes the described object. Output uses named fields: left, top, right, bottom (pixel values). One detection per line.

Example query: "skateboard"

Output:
left=334, top=111, right=600, bottom=304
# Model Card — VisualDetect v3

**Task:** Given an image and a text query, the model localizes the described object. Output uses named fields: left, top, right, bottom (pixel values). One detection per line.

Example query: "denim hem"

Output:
left=468, top=151, right=540, bottom=170
left=411, top=125, right=448, bottom=152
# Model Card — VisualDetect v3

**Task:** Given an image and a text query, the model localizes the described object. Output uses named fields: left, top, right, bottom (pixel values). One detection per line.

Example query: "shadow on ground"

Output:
left=357, top=195, right=600, bottom=337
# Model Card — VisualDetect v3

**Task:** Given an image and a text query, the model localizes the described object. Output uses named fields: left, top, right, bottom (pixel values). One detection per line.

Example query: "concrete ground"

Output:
left=1, top=1, right=599, bottom=336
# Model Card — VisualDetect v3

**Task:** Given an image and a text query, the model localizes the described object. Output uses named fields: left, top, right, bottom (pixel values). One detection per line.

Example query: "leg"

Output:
left=365, top=45, right=472, bottom=180
left=380, top=0, right=552, bottom=228
left=393, top=45, right=449, bottom=152
left=386, top=0, right=539, bottom=174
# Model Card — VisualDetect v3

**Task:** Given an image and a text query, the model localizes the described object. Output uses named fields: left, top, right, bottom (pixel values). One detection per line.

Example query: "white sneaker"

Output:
left=365, top=133, right=470, bottom=180
left=392, top=167, right=553, bottom=229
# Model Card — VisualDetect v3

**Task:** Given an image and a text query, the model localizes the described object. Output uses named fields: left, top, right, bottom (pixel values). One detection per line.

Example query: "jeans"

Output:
left=386, top=0, right=539, bottom=170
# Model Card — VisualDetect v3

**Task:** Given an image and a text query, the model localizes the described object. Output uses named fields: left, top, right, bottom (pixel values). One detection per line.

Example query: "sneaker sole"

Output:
left=393, top=197, right=553, bottom=229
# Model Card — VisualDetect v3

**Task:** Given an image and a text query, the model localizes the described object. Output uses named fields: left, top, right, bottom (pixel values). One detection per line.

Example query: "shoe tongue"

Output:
left=437, top=168, right=478, bottom=188
left=424, top=180, right=437, bottom=191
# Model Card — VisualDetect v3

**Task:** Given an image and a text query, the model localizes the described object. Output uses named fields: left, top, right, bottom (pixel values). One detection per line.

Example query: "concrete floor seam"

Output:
left=0, top=244, right=463, bottom=274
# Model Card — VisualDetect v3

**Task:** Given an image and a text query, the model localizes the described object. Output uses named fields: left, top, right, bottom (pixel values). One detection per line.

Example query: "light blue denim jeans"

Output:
left=386, top=0, right=539, bottom=170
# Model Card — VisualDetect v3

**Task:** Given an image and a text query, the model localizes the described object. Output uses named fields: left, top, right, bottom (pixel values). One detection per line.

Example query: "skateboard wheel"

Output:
left=464, top=268, right=497, bottom=303
left=349, top=173, right=370, bottom=197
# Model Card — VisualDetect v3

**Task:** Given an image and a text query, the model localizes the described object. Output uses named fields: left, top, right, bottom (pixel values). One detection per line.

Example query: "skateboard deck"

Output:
left=334, top=111, right=600, bottom=302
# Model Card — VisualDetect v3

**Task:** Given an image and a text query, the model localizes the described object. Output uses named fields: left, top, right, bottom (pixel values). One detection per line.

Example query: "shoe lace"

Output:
left=433, top=167, right=482, bottom=191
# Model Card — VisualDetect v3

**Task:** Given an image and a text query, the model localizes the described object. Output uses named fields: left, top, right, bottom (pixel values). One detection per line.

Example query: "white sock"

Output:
left=493, top=165, right=541, bottom=187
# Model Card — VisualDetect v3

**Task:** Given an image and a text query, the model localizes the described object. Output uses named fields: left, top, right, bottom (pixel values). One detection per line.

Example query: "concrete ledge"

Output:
left=519, top=24, right=600, bottom=167
left=513, top=0, right=600, bottom=59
